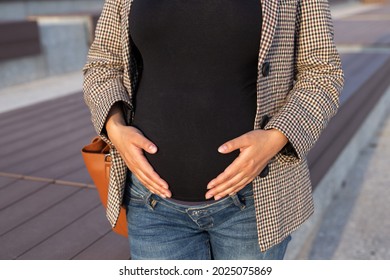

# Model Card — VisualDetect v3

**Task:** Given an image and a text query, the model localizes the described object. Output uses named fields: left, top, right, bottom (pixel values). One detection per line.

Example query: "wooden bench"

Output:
left=0, top=20, right=41, bottom=61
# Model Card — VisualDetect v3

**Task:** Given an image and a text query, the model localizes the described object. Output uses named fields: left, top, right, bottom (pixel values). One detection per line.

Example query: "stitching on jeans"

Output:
left=206, top=238, right=212, bottom=260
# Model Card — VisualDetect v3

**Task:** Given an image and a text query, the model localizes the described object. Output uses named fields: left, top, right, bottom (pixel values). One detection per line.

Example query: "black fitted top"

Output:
left=129, top=0, right=262, bottom=201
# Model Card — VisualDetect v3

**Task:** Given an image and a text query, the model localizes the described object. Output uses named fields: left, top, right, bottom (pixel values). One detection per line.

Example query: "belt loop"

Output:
left=144, top=193, right=157, bottom=211
left=230, top=193, right=246, bottom=210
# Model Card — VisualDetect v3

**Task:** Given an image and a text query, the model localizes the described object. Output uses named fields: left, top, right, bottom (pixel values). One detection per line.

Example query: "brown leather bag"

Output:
left=81, top=136, right=128, bottom=237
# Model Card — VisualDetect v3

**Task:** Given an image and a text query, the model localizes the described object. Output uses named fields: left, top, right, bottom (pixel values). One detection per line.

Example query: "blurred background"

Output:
left=0, top=0, right=389, bottom=260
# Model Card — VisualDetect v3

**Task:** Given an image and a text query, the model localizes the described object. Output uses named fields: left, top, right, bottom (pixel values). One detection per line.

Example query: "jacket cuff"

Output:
left=89, top=89, right=133, bottom=147
left=264, top=96, right=314, bottom=162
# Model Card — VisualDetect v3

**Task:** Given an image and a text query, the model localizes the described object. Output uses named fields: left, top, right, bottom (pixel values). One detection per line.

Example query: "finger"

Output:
left=126, top=144, right=169, bottom=188
left=131, top=172, right=156, bottom=194
left=124, top=159, right=172, bottom=198
left=207, top=155, right=247, bottom=189
left=135, top=154, right=169, bottom=188
left=206, top=174, right=247, bottom=200
left=146, top=172, right=171, bottom=196
left=132, top=132, right=158, bottom=154
left=124, top=152, right=170, bottom=198
left=217, top=134, right=250, bottom=154
left=207, top=170, right=235, bottom=190
left=212, top=177, right=251, bottom=200
left=131, top=165, right=170, bottom=198
left=136, top=171, right=171, bottom=198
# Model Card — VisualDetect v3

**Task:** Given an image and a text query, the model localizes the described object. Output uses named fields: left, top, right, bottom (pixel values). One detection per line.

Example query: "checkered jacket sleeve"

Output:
left=82, top=0, right=132, bottom=146
left=265, top=0, right=344, bottom=160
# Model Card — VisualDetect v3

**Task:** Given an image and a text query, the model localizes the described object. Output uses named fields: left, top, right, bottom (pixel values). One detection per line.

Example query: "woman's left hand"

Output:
left=205, top=129, right=288, bottom=200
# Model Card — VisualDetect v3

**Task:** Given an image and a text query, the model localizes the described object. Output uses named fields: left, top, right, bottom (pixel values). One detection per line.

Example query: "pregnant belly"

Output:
left=132, top=119, right=240, bottom=201
left=145, top=141, right=239, bottom=201
left=130, top=86, right=256, bottom=201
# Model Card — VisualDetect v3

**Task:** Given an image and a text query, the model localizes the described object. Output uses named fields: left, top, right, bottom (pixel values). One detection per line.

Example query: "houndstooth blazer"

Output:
left=83, top=0, right=344, bottom=252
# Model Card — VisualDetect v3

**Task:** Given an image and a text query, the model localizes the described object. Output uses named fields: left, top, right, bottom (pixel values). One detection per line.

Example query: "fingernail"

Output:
left=207, top=184, right=214, bottom=190
left=214, top=195, right=221, bottom=200
left=218, top=145, right=227, bottom=153
left=149, top=145, right=157, bottom=153
left=205, top=193, right=212, bottom=199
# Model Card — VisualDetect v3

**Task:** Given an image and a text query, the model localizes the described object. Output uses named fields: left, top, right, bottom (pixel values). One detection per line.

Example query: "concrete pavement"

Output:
left=0, top=71, right=82, bottom=114
left=307, top=88, right=390, bottom=260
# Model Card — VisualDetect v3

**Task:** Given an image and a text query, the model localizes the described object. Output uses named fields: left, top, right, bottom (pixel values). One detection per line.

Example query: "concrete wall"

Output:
left=0, top=0, right=102, bottom=88
left=0, top=0, right=104, bottom=21
left=0, top=17, right=90, bottom=89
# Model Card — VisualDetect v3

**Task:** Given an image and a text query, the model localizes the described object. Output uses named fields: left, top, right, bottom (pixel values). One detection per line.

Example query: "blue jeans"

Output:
left=125, top=173, right=291, bottom=260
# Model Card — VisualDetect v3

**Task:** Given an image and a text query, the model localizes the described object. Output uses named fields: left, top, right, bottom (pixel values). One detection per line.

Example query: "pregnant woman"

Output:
left=83, top=0, right=344, bottom=260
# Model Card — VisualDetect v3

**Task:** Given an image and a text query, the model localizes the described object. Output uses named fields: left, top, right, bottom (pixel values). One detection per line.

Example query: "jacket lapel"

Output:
left=253, top=0, right=279, bottom=129
left=121, top=0, right=133, bottom=97
left=258, top=0, right=279, bottom=66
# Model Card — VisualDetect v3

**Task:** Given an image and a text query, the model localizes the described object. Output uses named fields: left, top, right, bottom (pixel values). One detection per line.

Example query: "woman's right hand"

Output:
left=105, top=104, right=171, bottom=198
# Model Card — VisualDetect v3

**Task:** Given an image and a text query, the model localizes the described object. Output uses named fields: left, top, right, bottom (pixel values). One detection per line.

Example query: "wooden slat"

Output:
left=0, top=124, right=93, bottom=171
left=337, top=53, right=387, bottom=104
left=0, top=94, right=88, bottom=133
left=330, top=0, right=352, bottom=3
left=0, top=21, right=40, bottom=44
left=16, top=205, right=111, bottom=260
left=0, top=176, right=18, bottom=189
left=29, top=153, right=90, bottom=182
left=0, top=92, right=83, bottom=127
left=0, top=97, right=89, bottom=141
left=58, top=167, right=94, bottom=185
left=0, top=21, right=41, bottom=61
left=0, top=179, right=48, bottom=210
left=309, top=55, right=390, bottom=187
left=0, top=41, right=41, bottom=60
left=0, top=187, right=101, bottom=260
left=334, top=19, right=390, bottom=46
left=72, top=231, right=130, bottom=260
left=347, top=4, right=390, bottom=17
left=0, top=109, right=91, bottom=151
left=0, top=183, right=80, bottom=236
left=0, top=91, right=95, bottom=183
left=0, top=118, right=94, bottom=166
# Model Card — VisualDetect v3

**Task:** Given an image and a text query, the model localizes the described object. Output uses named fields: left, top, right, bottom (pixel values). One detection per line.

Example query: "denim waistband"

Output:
left=125, top=172, right=254, bottom=212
